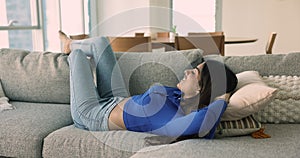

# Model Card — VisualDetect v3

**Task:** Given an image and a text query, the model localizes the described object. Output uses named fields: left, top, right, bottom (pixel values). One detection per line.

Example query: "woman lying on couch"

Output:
left=59, top=31, right=237, bottom=139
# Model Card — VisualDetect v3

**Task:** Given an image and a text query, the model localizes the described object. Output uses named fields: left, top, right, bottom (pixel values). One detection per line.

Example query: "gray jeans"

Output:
left=68, top=37, right=129, bottom=131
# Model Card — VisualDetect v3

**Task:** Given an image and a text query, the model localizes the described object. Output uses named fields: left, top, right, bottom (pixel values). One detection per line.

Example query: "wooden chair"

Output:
left=266, top=32, right=277, bottom=54
left=175, top=35, right=225, bottom=56
left=157, top=32, right=170, bottom=38
left=108, top=36, right=151, bottom=52
left=69, top=34, right=89, bottom=40
left=135, top=32, right=144, bottom=37
left=188, top=31, right=224, bottom=36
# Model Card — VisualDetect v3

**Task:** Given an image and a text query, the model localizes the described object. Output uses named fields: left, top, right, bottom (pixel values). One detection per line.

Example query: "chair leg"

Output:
left=266, top=32, right=277, bottom=54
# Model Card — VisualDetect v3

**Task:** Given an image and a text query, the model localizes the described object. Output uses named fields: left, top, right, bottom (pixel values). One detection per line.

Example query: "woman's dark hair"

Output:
left=198, top=60, right=238, bottom=109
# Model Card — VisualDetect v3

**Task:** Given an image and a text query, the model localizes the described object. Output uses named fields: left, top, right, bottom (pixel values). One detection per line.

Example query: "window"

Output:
left=172, top=0, right=218, bottom=35
left=0, top=0, right=90, bottom=52
left=44, top=0, right=90, bottom=51
left=0, top=0, right=40, bottom=50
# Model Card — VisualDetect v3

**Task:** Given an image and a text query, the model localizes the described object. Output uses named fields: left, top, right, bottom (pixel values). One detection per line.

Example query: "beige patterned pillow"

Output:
left=215, top=115, right=261, bottom=138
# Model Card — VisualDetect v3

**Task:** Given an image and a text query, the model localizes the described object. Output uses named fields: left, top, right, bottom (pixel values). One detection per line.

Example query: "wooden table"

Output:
left=224, top=37, right=258, bottom=44
left=152, top=37, right=257, bottom=44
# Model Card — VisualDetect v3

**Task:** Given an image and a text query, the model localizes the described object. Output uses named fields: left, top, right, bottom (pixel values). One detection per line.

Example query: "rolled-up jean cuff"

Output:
left=101, top=96, right=125, bottom=131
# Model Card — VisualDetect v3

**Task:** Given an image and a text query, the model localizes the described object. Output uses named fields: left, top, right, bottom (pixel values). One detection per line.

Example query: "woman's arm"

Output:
left=149, top=100, right=227, bottom=138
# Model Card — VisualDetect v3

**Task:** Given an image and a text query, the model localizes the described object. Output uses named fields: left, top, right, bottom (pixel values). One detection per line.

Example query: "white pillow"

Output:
left=222, top=71, right=277, bottom=121
left=235, top=71, right=266, bottom=89
left=0, top=80, right=15, bottom=112
left=0, top=79, right=5, bottom=98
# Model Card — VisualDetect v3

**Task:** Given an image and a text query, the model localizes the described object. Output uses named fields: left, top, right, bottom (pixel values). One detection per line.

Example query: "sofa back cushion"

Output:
left=222, top=52, right=300, bottom=76
left=0, top=48, right=70, bottom=103
left=115, top=49, right=203, bottom=95
left=0, top=48, right=203, bottom=103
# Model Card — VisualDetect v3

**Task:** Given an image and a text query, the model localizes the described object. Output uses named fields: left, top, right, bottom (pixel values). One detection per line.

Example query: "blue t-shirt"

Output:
left=123, top=85, right=227, bottom=138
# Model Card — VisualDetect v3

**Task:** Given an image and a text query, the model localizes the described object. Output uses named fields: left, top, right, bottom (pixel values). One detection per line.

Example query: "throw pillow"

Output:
left=0, top=79, right=5, bottom=97
left=254, top=75, right=300, bottom=123
left=215, top=115, right=261, bottom=138
left=0, top=79, right=15, bottom=112
left=235, top=71, right=266, bottom=89
left=222, top=71, right=277, bottom=121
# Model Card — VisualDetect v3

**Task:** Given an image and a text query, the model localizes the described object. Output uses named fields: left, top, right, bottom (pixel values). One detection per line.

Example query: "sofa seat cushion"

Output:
left=43, top=125, right=156, bottom=158
left=131, top=124, right=300, bottom=158
left=0, top=101, right=72, bottom=158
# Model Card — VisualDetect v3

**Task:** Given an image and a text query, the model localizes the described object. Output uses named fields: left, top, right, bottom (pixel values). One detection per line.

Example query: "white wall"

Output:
left=60, top=0, right=86, bottom=34
left=222, top=0, right=300, bottom=56
left=0, top=0, right=9, bottom=48
left=173, top=0, right=217, bottom=34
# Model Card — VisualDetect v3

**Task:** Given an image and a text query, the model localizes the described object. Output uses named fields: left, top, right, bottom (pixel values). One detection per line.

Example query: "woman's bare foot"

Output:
left=58, top=30, right=72, bottom=54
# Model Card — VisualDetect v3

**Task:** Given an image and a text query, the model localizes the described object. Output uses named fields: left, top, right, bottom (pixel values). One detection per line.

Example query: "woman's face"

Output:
left=177, top=63, right=205, bottom=98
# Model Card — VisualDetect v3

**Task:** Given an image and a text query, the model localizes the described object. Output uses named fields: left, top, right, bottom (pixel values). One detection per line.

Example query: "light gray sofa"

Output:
left=0, top=48, right=299, bottom=158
